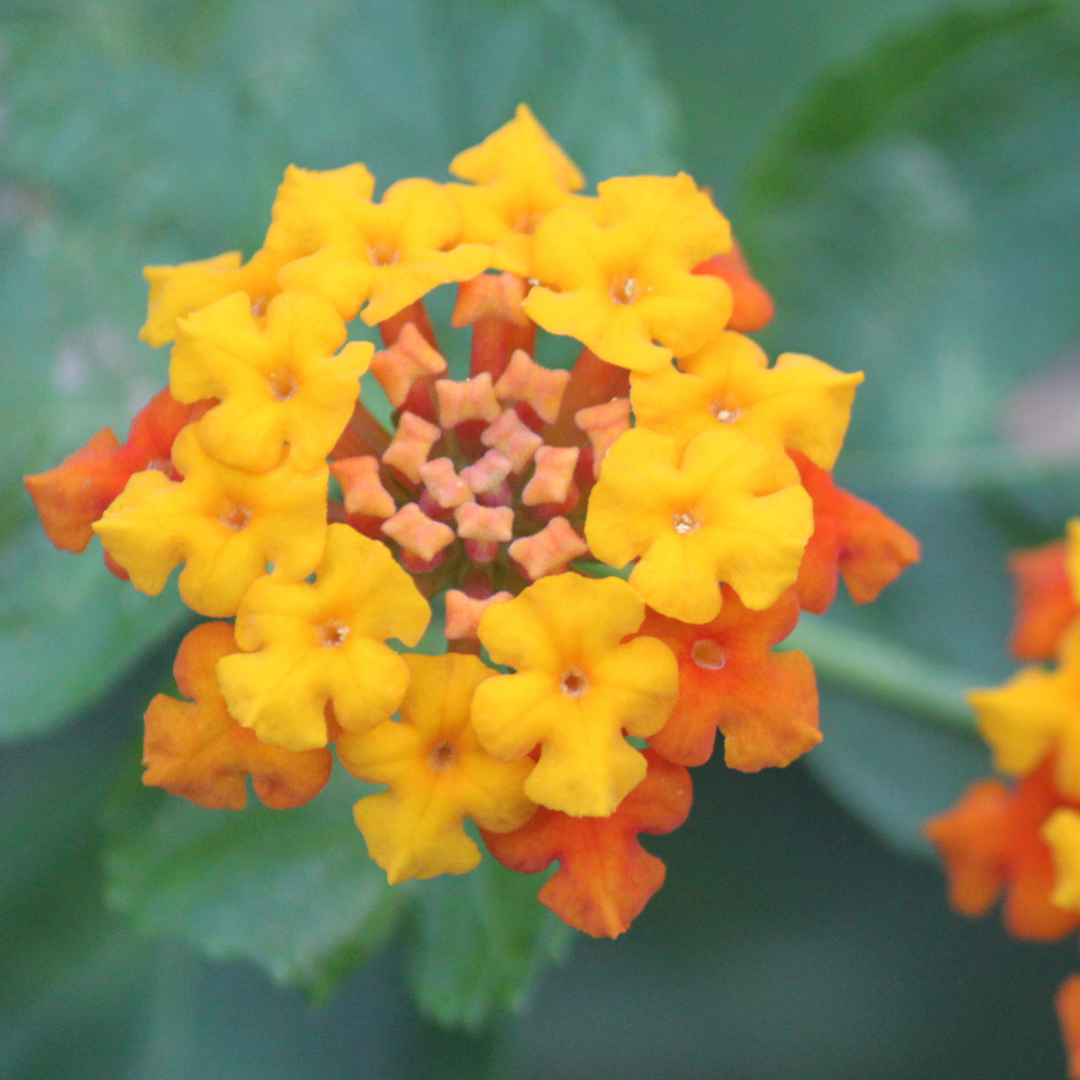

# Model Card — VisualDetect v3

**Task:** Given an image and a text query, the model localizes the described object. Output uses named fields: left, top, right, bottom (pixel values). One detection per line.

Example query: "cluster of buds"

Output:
left=26, top=106, right=918, bottom=938
left=927, top=526, right=1080, bottom=1075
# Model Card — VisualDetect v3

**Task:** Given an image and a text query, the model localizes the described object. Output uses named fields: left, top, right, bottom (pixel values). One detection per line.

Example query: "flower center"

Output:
left=512, top=210, right=541, bottom=235
left=269, top=369, right=299, bottom=401
left=609, top=275, right=639, bottom=305
left=219, top=504, right=252, bottom=531
left=710, top=401, right=741, bottom=424
left=559, top=668, right=589, bottom=698
left=672, top=511, right=699, bottom=535
left=690, top=639, right=725, bottom=670
left=428, top=739, right=457, bottom=772
left=317, top=621, right=351, bottom=647
left=251, top=296, right=270, bottom=317
left=369, top=244, right=400, bottom=268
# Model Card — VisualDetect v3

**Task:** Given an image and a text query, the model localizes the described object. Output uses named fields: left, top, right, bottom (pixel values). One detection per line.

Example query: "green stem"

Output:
left=787, top=616, right=979, bottom=736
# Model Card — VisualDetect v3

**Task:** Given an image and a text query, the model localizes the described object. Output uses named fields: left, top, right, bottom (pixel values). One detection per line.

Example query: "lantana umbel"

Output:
left=25, top=105, right=918, bottom=939
left=926, top=521, right=1080, bottom=1076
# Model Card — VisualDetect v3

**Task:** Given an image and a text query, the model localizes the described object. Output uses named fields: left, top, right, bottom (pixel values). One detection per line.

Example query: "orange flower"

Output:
left=641, top=586, right=820, bottom=770
left=924, top=757, right=1079, bottom=941
left=24, top=389, right=204, bottom=554
left=692, top=240, right=775, bottom=332
left=1057, top=975, right=1080, bottom=1080
left=1009, top=540, right=1079, bottom=661
left=482, top=750, right=691, bottom=938
left=143, top=622, right=333, bottom=810
left=792, top=450, right=920, bottom=615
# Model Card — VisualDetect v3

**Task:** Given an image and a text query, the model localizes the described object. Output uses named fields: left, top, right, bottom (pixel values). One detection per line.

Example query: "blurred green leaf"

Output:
left=407, top=854, right=573, bottom=1032
left=749, top=1, right=1080, bottom=475
left=0, top=0, right=675, bottom=743
left=104, top=767, right=403, bottom=999
left=743, top=2, right=1080, bottom=847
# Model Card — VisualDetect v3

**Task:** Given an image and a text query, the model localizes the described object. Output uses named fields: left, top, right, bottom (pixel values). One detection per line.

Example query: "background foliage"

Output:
left=4, top=0, right=1080, bottom=1077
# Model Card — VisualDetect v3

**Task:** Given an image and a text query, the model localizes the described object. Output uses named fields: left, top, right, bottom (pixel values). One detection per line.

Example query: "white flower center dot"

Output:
left=610, top=275, right=639, bottom=305
left=710, top=401, right=741, bottom=423
left=318, top=621, right=351, bottom=648
left=672, top=511, right=699, bottom=535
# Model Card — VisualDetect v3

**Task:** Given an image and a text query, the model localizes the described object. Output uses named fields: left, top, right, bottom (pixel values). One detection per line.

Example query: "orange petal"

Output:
left=925, top=757, right=1080, bottom=940
left=791, top=450, right=920, bottom=614
left=692, top=239, right=775, bottom=332
left=25, top=389, right=203, bottom=553
left=1057, top=975, right=1080, bottom=1080
left=1009, top=541, right=1078, bottom=661
left=143, top=622, right=332, bottom=810
left=482, top=750, right=691, bottom=938
left=642, top=586, right=820, bottom=769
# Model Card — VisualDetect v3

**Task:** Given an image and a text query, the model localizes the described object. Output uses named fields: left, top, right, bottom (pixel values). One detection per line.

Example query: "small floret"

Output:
left=925, top=757, right=1079, bottom=940
left=449, top=103, right=589, bottom=277
left=630, top=330, right=863, bottom=467
left=143, top=622, right=333, bottom=810
left=585, top=427, right=813, bottom=624
left=641, top=586, right=820, bottom=769
left=482, top=750, right=691, bottom=938
left=472, top=573, right=678, bottom=817
left=970, top=628, right=1080, bottom=802
left=217, top=524, right=430, bottom=751
left=25, top=389, right=202, bottom=553
left=269, top=165, right=490, bottom=323
left=792, top=451, right=920, bottom=614
left=141, top=247, right=292, bottom=348
left=337, top=653, right=535, bottom=883
left=1009, top=540, right=1079, bottom=661
left=93, top=425, right=327, bottom=617
left=171, top=290, right=372, bottom=471
left=524, top=174, right=732, bottom=373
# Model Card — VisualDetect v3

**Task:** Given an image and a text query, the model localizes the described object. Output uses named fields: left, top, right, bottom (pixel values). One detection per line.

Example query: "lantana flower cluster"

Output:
left=26, top=106, right=918, bottom=938
left=927, top=524, right=1080, bottom=1075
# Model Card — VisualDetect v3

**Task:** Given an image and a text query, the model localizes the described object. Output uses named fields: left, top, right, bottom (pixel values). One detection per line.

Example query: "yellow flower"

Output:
left=171, top=291, right=373, bottom=472
left=448, top=103, right=590, bottom=277
left=337, top=653, right=535, bottom=883
left=585, top=427, right=813, bottom=624
left=268, top=164, right=490, bottom=323
left=630, top=330, right=864, bottom=468
left=1044, top=809, right=1080, bottom=912
left=971, top=625, right=1080, bottom=800
left=140, top=247, right=291, bottom=348
left=93, top=425, right=327, bottom=617
left=471, top=573, right=679, bottom=817
left=217, top=524, right=430, bottom=751
left=523, top=174, right=732, bottom=374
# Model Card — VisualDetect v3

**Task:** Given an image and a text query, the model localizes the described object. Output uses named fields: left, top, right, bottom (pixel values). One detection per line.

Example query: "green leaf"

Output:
left=741, top=3, right=1080, bottom=847
left=104, top=766, right=404, bottom=999
left=0, top=0, right=676, bottom=743
left=406, top=854, right=573, bottom=1032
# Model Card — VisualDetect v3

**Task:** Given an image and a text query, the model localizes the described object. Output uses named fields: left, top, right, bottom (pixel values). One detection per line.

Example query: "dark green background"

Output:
left=4, top=1, right=1080, bottom=1076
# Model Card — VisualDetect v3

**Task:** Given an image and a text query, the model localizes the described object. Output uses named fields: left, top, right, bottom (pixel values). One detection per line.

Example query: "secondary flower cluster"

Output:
left=927, top=524, right=1080, bottom=1075
left=26, top=106, right=918, bottom=938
